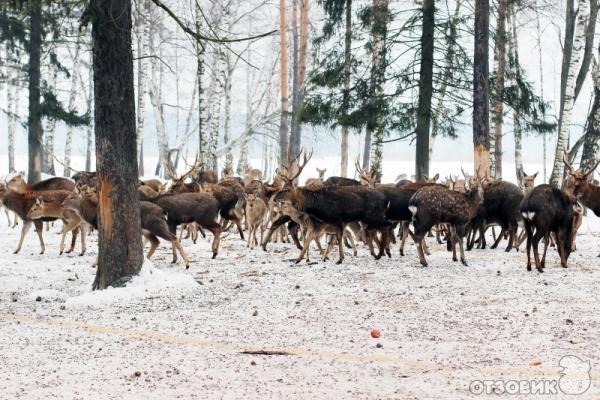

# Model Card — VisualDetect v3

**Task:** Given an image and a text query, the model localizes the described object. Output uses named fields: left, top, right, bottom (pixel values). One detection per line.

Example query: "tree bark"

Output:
left=27, top=0, right=43, bottom=183
left=43, top=68, right=57, bottom=175
left=64, top=40, right=81, bottom=177
left=473, top=0, right=490, bottom=179
left=490, top=0, right=509, bottom=180
left=278, top=0, right=290, bottom=167
left=6, top=42, right=17, bottom=173
left=340, top=0, right=352, bottom=178
left=367, top=0, right=389, bottom=177
left=550, top=0, right=590, bottom=186
left=136, top=0, right=149, bottom=176
left=223, top=54, right=234, bottom=168
left=85, top=53, right=94, bottom=172
left=195, top=2, right=208, bottom=163
left=508, top=6, right=524, bottom=188
left=415, top=0, right=435, bottom=182
left=581, top=52, right=600, bottom=172
left=289, top=0, right=309, bottom=173
left=90, top=0, right=144, bottom=290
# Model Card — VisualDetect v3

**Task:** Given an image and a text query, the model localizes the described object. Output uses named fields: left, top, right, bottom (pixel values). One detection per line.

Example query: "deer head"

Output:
left=277, top=148, right=313, bottom=188
left=563, top=150, right=600, bottom=197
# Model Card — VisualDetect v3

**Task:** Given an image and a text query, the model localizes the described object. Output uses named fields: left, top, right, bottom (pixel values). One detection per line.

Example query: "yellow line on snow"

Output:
left=1, top=313, right=597, bottom=379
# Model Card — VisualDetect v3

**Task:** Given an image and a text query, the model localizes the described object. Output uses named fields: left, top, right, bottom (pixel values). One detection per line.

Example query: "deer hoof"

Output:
left=59, top=251, right=64, bottom=256
left=526, top=265, right=532, bottom=272
left=185, top=265, right=190, bottom=270
left=212, top=253, right=217, bottom=259
left=461, top=260, right=468, bottom=266
left=336, top=259, right=344, bottom=265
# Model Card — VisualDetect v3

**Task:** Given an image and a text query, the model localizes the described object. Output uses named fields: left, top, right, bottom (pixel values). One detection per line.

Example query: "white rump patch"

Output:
left=409, top=206, right=417, bottom=215
left=521, top=211, right=535, bottom=220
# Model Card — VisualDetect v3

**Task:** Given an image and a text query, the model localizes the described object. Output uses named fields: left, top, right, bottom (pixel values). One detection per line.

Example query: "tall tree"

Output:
left=279, top=0, right=290, bottom=166
left=580, top=47, right=600, bottom=171
left=27, top=0, right=43, bottom=183
left=90, top=0, right=144, bottom=289
left=195, top=1, right=208, bottom=165
left=340, top=0, right=352, bottom=177
left=550, top=0, right=590, bottom=186
left=489, top=0, right=509, bottom=179
left=472, top=0, right=490, bottom=178
left=365, top=0, right=390, bottom=177
left=63, top=39, right=82, bottom=177
left=415, top=0, right=435, bottom=182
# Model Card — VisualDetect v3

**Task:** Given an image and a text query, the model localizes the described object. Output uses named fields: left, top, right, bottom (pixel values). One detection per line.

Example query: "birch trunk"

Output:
left=85, top=54, right=94, bottom=172
left=207, top=48, right=226, bottom=172
left=6, top=43, right=17, bottom=173
left=63, top=40, right=81, bottom=177
left=278, top=0, right=290, bottom=167
left=535, top=0, right=547, bottom=181
left=340, top=0, right=352, bottom=177
left=508, top=6, right=524, bottom=188
left=368, top=0, right=389, bottom=178
left=195, top=2, right=208, bottom=162
left=43, top=69, right=57, bottom=175
left=223, top=54, right=234, bottom=168
left=136, top=0, right=149, bottom=176
left=550, top=0, right=590, bottom=186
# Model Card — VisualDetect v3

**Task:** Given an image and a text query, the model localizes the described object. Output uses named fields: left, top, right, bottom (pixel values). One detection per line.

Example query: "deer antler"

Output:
left=563, top=149, right=576, bottom=174
left=461, top=167, right=469, bottom=180
left=584, top=158, right=600, bottom=179
left=280, top=148, right=313, bottom=185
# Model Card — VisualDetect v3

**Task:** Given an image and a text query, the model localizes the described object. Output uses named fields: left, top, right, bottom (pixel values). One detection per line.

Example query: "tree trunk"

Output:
left=415, top=0, right=434, bottom=182
left=27, top=0, right=43, bottom=183
left=43, top=69, right=57, bottom=175
left=490, top=0, right=509, bottom=180
left=550, top=0, right=590, bottom=186
left=557, top=0, right=575, bottom=142
left=534, top=0, right=547, bottom=181
left=508, top=6, right=524, bottom=188
left=367, top=0, right=389, bottom=178
left=64, top=40, right=81, bottom=177
left=580, top=53, right=600, bottom=172
left=278, top=0, right=290, bottom=167
left=430, top=0, right=462, bottom=158
left=473, top=0, right=490, bottom=179
left=195, top=2, right=208, bottom=162
left=223, top=54, right=234, bottom=168
left=85, top=54, right=94, bottom=172
left=6, top=42, right=17, bottom=173
left=136, top=0, right=149, bottom=176
left=340, top=0, right=352, bottom=178
left=289, top=0, right=309, bottom=172
left=207, top=47, right=226, bottom=172
left=574, top=0, right=599, bottom=101
left=90, top=0, right=143, bottom=290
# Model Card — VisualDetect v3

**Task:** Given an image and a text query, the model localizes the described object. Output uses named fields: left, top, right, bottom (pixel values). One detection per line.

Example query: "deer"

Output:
left=280, top=200, right=358, bottom=262
left=466, top=180, right=524, bottom=252
left=26, top=198, right=88, bottom=255
left=243, top=164, right=263, bottom=185
left=562, top=152, right=600, bottom=253
left=244, top=192, right=267, bottom=248
left=278, top=149, right=391, bottom=263
left=7, top=171, right=75, bottom=194
left=141, top=179, right=167, bottom=194
left=520, top=184, right=579, bottom=272
left=0, top=182, right=75, bottom=254
left=305, top=167, right=327, bottom=188
left=408, top=178, right=484, bottom=266
left=522, top=172, right=538, bottom=195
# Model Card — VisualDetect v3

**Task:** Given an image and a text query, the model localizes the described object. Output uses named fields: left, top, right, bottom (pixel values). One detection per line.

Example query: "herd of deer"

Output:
left=0, top=150, right=598, bottom=273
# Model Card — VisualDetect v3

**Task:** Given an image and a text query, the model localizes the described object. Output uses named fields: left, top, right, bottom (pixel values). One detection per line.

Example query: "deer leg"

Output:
left=172, top=239, right=190, bottom=269
left=346, top=230, right=358, bottom=256
left=168, top=224, right=178, bottom=263
left=525, top=224, right=533, bottom=271
left=203, top=223, right=222, bottom=259
left=34, top=220, right=45, bottom=254
left=296, top=229, right=314, bottom=263
left=323, top=235, right=335, bottom=261
left=233, top=217, right=245, bottom=240
left=335, top=227, right=345, bottom=264
left=246, top=225, right=253, bottom=248
left=490, top=226, right=505, bottom=249
left=448, top=226, right=458, bottom=262
left=531, top=231, right=544, bottom=273
left=14, top=221, right=33, bottom=254
left=66, top=225, right=79, bottom=254
left=541, top=234, right=549, bottom=269
left=399, top=221, right=410, bottom=256
left=146, top=234, right=160, bottom=259
left=79, top=223, right=88, bottom=256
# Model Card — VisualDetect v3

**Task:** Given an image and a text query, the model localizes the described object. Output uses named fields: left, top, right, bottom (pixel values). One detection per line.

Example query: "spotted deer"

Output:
left=244, top=192, right=267, bottom=248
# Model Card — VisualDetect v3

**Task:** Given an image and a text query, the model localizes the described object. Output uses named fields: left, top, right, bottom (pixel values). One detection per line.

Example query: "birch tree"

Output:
left=63, top=39, right=81, bottom=177
left=550, top=0, right=590, bottom=186
left=42, top=68, right=57, bottom=175
left=135, top=0, right=149, bottom=176
left=580, top=50, right=600, bottom=171
left=508, top=6, right=524, bottom=188
left=473, top=0, right=490, bottom=178
left=278, top=0, right=290, bottom=167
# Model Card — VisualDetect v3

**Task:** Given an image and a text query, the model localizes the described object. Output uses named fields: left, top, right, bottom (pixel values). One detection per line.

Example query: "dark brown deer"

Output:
left=279, top=150, right=391, bottom=263
left=520, top=184, right=578, bottom=272
left=408, top=180, right=484, bottom=266
left=71, top=171, right=98, bottom=188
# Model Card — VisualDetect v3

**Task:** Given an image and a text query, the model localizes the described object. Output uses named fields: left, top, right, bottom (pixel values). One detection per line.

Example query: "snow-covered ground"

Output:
left=1, top=213, right=600, bottom=399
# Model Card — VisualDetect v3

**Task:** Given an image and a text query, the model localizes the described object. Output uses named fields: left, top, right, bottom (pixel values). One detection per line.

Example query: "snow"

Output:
left=1, top=210, right=600, bottom=399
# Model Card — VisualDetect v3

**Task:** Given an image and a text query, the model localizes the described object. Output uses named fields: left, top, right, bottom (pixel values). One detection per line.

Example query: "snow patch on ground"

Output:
left=66, top=259, right=198, bottom=308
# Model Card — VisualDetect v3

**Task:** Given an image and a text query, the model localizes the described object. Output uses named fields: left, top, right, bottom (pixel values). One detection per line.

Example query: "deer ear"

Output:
left=35, top=197, right=42, bottom=206
left=532, top=172, right=538, bottom=178
left=433, top=173, right=439, bottom=181
left=242, top=193, right=248, bottom=200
